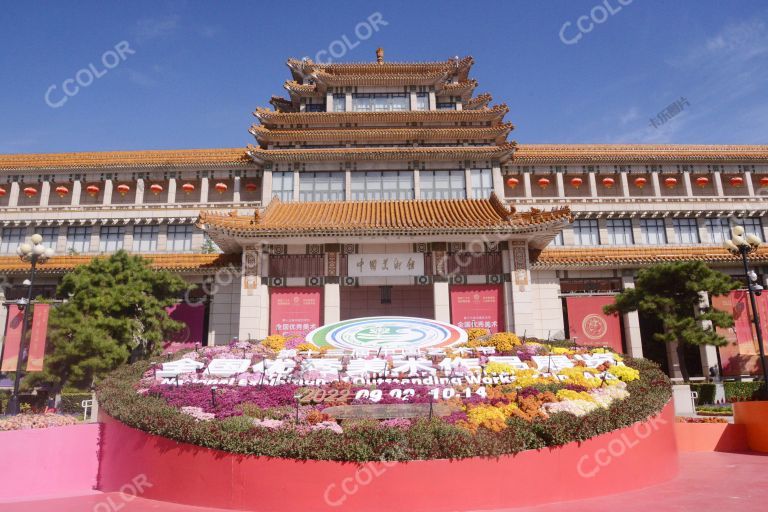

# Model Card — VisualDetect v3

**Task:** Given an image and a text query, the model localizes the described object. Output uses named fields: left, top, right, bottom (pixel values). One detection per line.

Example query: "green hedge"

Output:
left=690, top=383, right=717, bottom=405
left=97, top=357, right=672, bottom=462
left=59, top=393, right=94, bottom=414
left=724, top=381, right=766, bottom=402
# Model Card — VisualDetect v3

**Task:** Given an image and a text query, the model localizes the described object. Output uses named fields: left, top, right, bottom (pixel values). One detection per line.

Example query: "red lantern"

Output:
left=570, top=177, right=583, bottom=189
left=23, top=186, right=38, bottom=198
left=760, top=176, right=768, bottom=188
left=55, top=185, right=69, bottom=197
left=602, top=177, right=615, bottom=188
left=695, top=176, right=710, bottom=187
left=181, top=183, right=196, bottom=194
left=0, top=186, right=6, bottom=197
left=85, top=185, right=100, bottom=197
left=150, top=184, right=164, bottom=195
left=537, top=177, right=551, bottom=189
left=729, top=176, right=744, bottom=187
left=664, top=177, right=678, bottom=188
left=505, top=176, right=520, bottom=189
left=214, top=182, right=228, bottom=193
left=634, top=177, right=647, bottom=188
left=244, top=182, right=259, bottom=192
left=116, top=184, right=131, bottom=196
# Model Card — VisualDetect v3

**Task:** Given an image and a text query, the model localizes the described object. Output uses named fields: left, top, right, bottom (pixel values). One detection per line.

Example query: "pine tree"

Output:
left=33, top=251, right=188, bottom=391
left=604, top=261, right=738, bottom=381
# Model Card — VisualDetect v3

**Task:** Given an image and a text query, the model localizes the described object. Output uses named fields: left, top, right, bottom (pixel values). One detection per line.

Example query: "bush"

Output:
left=690, top=383, right=717, bottom=405
left=724, top=381, right=766, bottom=402
left=96, top=357, right=671, bottom=462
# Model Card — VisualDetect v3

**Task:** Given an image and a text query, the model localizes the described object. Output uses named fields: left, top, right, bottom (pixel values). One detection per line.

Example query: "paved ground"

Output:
left=2, top=452, right=767, bottom=512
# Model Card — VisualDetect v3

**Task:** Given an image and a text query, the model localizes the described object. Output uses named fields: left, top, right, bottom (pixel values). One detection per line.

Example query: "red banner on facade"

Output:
left=269, top=287, right=323, bottom=338
left=26, top=303, right=50, bottom=372
left=713, top=290, right=768, bottom=376
left=1, top=305, right=24, bottom=372
left=565, top=296, right=623, bottom=352
left=449, top=284, right=504, bottom=333
left=165, top=302, right=206, bottom=344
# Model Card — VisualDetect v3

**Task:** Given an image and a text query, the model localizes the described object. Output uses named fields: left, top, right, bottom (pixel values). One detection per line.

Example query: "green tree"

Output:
left=32, top=251, right=188, bottom=392
left=604, top=261, right=738, bottom=381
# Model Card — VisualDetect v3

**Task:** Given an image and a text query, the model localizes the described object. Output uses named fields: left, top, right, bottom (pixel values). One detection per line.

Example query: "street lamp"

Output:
left=6, top=234, right=53, bottom=415
left=724, top=225, right=767, bottom=388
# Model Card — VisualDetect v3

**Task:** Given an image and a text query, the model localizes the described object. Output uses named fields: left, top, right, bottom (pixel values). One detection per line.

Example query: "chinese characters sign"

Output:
left=347, top=253, right=424, bottom=277
left=450, top=284, right=504, bottom=333
left=270, top=287, right=323, bottom=338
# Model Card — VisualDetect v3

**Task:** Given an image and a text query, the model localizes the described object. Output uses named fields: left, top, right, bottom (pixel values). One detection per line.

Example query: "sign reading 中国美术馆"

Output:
left=347, top=253, right=423, bottom=277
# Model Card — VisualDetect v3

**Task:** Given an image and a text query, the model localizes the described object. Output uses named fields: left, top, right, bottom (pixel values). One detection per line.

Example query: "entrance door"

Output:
left=340, top=286, right=434, bottom=320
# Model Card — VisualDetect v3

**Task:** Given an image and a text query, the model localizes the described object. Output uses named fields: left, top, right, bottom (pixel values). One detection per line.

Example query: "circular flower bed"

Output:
left=97, top=333, right=671, bottom=462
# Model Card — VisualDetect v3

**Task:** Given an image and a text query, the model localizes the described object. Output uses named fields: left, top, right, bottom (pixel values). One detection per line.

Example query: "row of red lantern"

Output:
left=505, top=175, right=762, bottom=190
left=0, top=181, right=260, bottom=198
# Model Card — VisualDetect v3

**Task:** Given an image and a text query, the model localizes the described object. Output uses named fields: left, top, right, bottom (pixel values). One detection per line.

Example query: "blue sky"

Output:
left=1, top=0, right=767, bottom=154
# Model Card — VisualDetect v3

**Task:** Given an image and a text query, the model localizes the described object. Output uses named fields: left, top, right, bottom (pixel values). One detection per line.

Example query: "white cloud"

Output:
left=134, top=15, right=180, bottom=43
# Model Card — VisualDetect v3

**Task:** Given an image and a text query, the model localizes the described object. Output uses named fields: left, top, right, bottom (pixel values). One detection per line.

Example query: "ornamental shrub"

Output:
left=689, top=383, right=717, bottom=405
left=724, top=381, right=766, bottom=402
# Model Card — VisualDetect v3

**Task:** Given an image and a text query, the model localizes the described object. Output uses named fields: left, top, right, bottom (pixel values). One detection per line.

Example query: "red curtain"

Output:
left=269, top=287, right=323, bottom=337
left=449, top=284, right=504, bottom=333
left=565, top=296, right=623, bottom=352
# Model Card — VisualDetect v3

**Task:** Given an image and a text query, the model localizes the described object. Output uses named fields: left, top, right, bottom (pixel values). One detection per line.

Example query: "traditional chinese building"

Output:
left=1, top=50, right=767, bottom=378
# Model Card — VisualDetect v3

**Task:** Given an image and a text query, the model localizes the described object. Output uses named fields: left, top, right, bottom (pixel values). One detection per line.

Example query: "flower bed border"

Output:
left=98, top=402, right=677, bottom=512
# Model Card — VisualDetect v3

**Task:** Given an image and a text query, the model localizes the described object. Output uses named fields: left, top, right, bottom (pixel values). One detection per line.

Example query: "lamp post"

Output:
left=724, top=225, right=767, bottom=388
left=6, top=234, right=53, bottom=415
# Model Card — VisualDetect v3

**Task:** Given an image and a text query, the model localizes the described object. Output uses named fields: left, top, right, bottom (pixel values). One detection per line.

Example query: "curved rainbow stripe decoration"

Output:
left=306, top=316, right=467, bottom=351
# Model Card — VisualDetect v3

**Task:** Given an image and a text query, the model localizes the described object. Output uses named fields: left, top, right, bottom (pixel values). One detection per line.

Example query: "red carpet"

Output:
left=1, top=452, right=767, bottom=512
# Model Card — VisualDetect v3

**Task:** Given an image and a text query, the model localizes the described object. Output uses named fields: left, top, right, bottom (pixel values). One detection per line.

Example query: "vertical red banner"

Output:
left=449, top=284, right=504, bottom=333
left=565, top=296, right=624, bottom=352
left=1, top=305, right=24, bottom=372
left=26, top=303, right=50, bottom=372
left=269, top=287, right=323, bottom=338
left=165, top=302, right=206, bottom=344
left=714, top=290, right=768, bottom=376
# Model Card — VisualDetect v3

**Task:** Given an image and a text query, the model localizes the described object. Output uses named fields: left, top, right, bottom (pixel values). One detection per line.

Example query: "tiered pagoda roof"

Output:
left=198, top=193, right=572, bottom=249
left=246, top=143, right=517, bottom=163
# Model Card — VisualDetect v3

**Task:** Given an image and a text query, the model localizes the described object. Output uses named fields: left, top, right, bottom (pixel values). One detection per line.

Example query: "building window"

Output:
left=606, top=219, right=634, bottom=245
left=34, top=226, right=59, bottom=245
left=420, top=170, right=466, bottom=199
left=133, top=225, right=159, bottom=252
left=66, top=226, right=91, bottom=254
left=573, top=220, right=600, bottom=246
left=304, top=102, right=325, bottom=112
left=640, top=219, right=667, bottom=245
left=413, top=92, right=429, bottom=110
left=167, top=224, right=193, bottom=252
left=351, top=171, right=414, bottom=200
left=0, top=227, right=26, bottom=254
left=741, top=218, right=764, bottom=242
left=551, top=231, right=564, bottom=246
left=99, top=226, right=125, bottom=252
left=271, top=171, right=294, bottom=202
left=436, top=102, right=456, bottom=110
left=706, top=218, right=731, bottom=244
left=673, top=218, right=700, bottom=244
left=332, top=93, right=346, bottom=112
left=470, top=169, right=493, bottom=198
left=351, top=93, right=409, bottom=112
left=299, top=172, right=345, bottom=202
